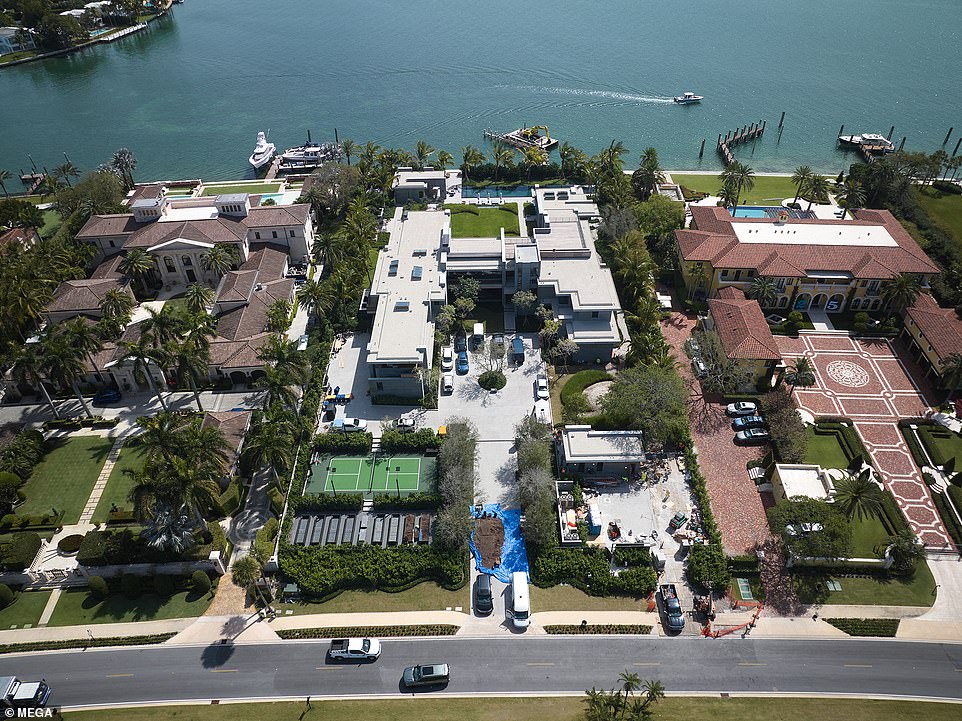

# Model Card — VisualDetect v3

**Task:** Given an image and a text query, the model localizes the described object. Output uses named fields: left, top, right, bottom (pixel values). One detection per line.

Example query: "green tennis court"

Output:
left=306, top=455, right=435, bottom=495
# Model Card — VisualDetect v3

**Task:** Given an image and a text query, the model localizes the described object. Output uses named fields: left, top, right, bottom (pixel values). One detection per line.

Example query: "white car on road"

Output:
left=536, top=373, right=549, bottom=400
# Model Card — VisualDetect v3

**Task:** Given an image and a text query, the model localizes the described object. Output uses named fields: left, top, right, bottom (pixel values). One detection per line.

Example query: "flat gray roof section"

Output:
left=561, top=425, right=646, bottom=464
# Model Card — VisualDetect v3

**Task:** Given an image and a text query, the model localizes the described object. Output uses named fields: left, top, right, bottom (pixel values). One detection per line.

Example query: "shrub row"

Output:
left=207, top=520, right=228, bottom=555
left=379, top=428, right=441, bottom=454
left=279, top=544, right=466, bottom=598
left=0, top=634, right=176, bottom=655
left=291, top=335, right=334, bottom=492
left=824, top=618, right=900, bottom=637
left=560, top=370, right=613, bottom=408
left=0, top=429, right=44, bottom=481
left=728, top=554, right=760, bottom=573
left=0, top=532, right=42, bottom=572
left=0, top=511, right=65, bottom=530
left=922, top=473, right=962, bottom=548
left=687, top=543, right=731, bottom=591
left=77, top=529, right=211, bottom=566
left=253, top=518, right=279, bottom=562
left=276, top=625, right=458, bottom=639
left=932, top=181, right=962, bottom=195
left=544, top=624, right=653, bottom=635
left=313, top=432, right=373, bottom=455
left=918, top=426, right=955, bottom=468
left=291, top=493, right=363, bottom=513
left=43, top=417, right=118, bottom=430
left=815, top=421, right=872, bottom=468
left=898, top=420, right=931, bottom=467
left=531, top=547, right=657, bottom=598
left=611, top=546, right=652, bottom=568
left=371, top=492, right=443, bottom=510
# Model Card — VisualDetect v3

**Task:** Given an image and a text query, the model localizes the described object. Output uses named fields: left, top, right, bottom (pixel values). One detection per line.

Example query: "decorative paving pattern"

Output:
left=775, top=334, right=952, bottom=548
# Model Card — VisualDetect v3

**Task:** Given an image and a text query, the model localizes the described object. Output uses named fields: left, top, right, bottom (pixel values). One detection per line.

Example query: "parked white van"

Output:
left=511, top=571, right=530, bottom=629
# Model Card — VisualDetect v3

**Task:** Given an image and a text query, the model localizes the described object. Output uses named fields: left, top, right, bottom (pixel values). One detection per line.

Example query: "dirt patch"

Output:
left=474, top=516, right=504, bottom=568
left=583, top=380, right=614, bottom=411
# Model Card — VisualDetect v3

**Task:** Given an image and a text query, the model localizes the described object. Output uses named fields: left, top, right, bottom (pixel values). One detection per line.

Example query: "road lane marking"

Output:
left=633, top=662, right=660, bottom=667
left=316, top=666, right=345, bottom=670
left=210, top=669, right=238, bottom=673
left=526, top=662, right=555, bottom=667
left=737, top=662, right=766, bottom=667
left=106, top=674, right=133, bottom=678
left=844, top=664, right=873, bottom=668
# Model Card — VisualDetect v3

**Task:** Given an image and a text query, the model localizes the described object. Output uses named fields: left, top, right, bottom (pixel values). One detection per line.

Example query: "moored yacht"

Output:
left=279, top=130, right=342, bottom=169
left=248, top=131, right=276, bottom=169
left=673, top=92, right=703, bottom=104
left=838, top=133, right=895, bottom=152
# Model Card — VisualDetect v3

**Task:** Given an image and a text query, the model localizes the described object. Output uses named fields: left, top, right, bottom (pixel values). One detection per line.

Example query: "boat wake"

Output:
left=496, top=85, right=675, bottom=105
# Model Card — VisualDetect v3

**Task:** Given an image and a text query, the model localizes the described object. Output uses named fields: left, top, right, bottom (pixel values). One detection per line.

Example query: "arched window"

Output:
left=181, top=255, right=193, bottom=267
left=164, top=256, right=176, bottom=273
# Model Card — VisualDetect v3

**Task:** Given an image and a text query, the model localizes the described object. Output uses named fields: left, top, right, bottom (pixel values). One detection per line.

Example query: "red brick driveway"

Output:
left=662, top=312, right=772, bottom=555
left=776, top=334, right=950, bottom=547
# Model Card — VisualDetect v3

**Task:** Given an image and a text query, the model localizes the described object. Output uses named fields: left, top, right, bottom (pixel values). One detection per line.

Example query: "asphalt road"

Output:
left=2, top=637, right=962, bottom=708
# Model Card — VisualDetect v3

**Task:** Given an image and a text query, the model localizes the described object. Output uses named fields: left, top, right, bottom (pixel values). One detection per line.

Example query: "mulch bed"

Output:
left=474, top=516, right=504, bottom=568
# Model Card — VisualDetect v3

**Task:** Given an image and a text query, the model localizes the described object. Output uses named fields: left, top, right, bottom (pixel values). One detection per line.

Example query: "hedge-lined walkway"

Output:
left=775, top=334, right=950, bottom=548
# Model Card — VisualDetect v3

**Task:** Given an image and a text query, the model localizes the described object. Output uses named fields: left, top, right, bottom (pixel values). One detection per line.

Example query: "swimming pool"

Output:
left=258, top=193, right=286, bottom=204
left=731, top=206, right=816, bottom=220
left=731, top=206, right=771, bottom=218
left=461, top=185, right=538, bottom=198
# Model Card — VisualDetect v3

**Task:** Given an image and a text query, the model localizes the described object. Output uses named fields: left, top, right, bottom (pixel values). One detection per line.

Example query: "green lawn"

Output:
left=48, top=587, right=214, bottom=626
left=201, top=183, right=283, bottom=196
left=445, top=203, right=520, bottom=237
left=91, top=442, right=148, bottom=523
left=277, top=581, right=468, bottom=614
left=671, top=174, right=827, bottom=206
left=40, top=209, right=61, bottom=237
left=531, top=583, right=646, bottom=611
left=63, top=697, right=962, bottom=721
left=804, top=427, right=850, bottom=470
left=795, top=560, right=936, bottom=607
left=918, top=186, right=962, bottom=246
left=849, top=513, right=894, bottom=558
left=0, top=591, right=52, bottom=629
left=917, top=426, right=962, bottom=468
left=18, top=435, right=113, bottom=524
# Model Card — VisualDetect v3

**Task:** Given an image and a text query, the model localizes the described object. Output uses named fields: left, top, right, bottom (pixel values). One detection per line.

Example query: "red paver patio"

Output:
left=775, top=333, right=951, bottom=547
left=662, top=312, right=772, bottom=554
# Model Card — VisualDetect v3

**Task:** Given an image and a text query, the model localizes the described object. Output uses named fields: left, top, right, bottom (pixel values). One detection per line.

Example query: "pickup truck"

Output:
left=659, top=584, right=685, bottom=634
left=328, top=637, right=381, bottom=661
left=0, top=675, right=52, bottom=708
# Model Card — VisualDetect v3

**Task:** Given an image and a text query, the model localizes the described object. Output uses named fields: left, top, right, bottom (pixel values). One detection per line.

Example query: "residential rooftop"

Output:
left=905, top=293, right=962, bottom=362
left=561, top=425, right=646, bottom=465
left=708, top=287, right=781, bottom=360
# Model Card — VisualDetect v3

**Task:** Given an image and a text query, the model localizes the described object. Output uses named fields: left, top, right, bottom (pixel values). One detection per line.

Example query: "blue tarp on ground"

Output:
left=469, top=503, right=530, bottom=584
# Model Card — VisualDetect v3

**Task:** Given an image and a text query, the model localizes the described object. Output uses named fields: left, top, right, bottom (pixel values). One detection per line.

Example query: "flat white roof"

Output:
left=732, top=221, right=898, bottom=247
left=561, top=425, right=645, bottom=464
left=775, top=464, right=834, bottom=500
left=540, top=255, right=620, bottom=310
left=161, top=205, right=220, bottom=222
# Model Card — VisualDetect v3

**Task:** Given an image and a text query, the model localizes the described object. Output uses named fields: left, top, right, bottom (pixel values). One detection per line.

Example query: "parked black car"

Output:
left=474, top=574, right=493, bottom=615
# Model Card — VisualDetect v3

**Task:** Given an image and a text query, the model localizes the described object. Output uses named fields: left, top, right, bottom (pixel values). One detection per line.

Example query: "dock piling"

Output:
left=838, top=125, right=845, bottom=140
left=699, top=139, right=706, bottom=158
left=944, top=128, right=954, bottom=145
left=898, top=137, right=906, bottom=152
left=888, top=126, right=895, bottom=140
left=953, top=137, right=962, bottom=156
left=779, top=112, right=785, bottom=128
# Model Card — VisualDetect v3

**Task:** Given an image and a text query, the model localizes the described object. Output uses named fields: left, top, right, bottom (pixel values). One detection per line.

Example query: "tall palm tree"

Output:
left=435, top=150, right=454, bottom=172
left=880, top=273, right=921, bottom=313
left=834, top=469, right=885, bottom=521
left=62, top=317, right=104, bottom=384
left=414, top=140, right=436, bottom=170
left=156, top=456, right=222, bottom=530
left=201, top=244, right=237, bottom=278
left=11, top=344, right=61, bottom=419
left=258, top=334, right=310, bottom=387
left=171, top=336, right=209, bottom=411
left=184, top=283, right=214, bottom=315
left=617, top=670, right=641, bottom=718
left=718, top=180, right=739, bottom=211
left=182, top=420, right=232, bottom=477
left=0, top=168, right=12, bottom=197
left=687, top=264, right=708, bottom=301
left=940, top=352, right=962, bottom=403
left=642, top=679, right=666, bottom=707
left=491, top=140, right=514, bottom=181
left=110, top=148, right=137, bottom=190
left=241, top=412, right=295, bottom=484
left=791, top=165, right=814, bottom=203
left=785, top=357, right=816, bottom=395
left=837, top=178, right=865, bottom=220
left=601, top=139, right=628, bottom=175
left=339, top=138, right=357, bottom=166
left=6, top=276, right=51, bottom=337
left=461, top=145, right=485, bottom=182
left=52, top=161, right=80, bottom=189
left=719, top=161, right=755, bottom=213
left=140, top=305, right=181, bottom=348
left=231, top=554, right=264, bottom=596
left=121, top=339, right=170, bottom=410
left=746, top=276, right=779, bottom=308
left=296, top=277, right=325, bottom=314
left=256, top=366, right=300, bottom=411
left=99, top=287, right=134, bottom=323
left=805, top=175, right=831, bottom=211
left=522, top=147, right=548, bottom=180
left=140, top=502, right=196, bottom=553
left=135, top=411, right=187, bottom=464
left=41, top=333, right=93, bottom=418
left=118, top=247, right=155, bottom=296
left=631, top=147, right=664, bottom=202
left=16, top=205, right=45, bottom=239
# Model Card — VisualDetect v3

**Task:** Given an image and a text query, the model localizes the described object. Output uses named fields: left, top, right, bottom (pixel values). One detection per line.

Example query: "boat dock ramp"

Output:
left=484, top=126, right=559, bottom=152
left=716, top=120, right=766, bottom=166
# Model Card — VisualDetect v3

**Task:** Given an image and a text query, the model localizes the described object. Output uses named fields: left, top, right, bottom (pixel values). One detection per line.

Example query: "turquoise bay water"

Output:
left=2, top=0, right=961, bottom=181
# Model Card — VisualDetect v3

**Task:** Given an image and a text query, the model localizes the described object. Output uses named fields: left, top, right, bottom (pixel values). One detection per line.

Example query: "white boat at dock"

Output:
left=248, top=131, right=276, bottom=169
left=837, top=133, right=894, bottom=152
left=483, top=125, right=558, bottom=152
left=673, top=92, right=703, bottom=104
left=279, top=130, right=342, bottom=169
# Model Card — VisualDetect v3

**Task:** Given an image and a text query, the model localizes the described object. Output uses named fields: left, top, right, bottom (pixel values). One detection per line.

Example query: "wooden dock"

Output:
left=484, top=127, right=558, bottom=152
left=716, top=120, right=766, bottom=166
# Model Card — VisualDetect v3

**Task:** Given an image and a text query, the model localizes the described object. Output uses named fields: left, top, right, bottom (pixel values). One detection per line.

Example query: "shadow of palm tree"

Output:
left=201, top=640, right=235, bottom=668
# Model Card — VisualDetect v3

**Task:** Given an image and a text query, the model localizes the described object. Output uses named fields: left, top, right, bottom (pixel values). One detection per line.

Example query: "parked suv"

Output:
left=474, top=574, right=493, bottom=615
left=732, top=415, right=766, bottom=431
left=402, top=663, right=450, bottom=688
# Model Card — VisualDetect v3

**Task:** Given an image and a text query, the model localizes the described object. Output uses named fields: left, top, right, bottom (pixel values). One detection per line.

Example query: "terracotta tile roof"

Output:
left=243, top=203, right=309, bottom=228
left=209, top=335, right=271, bottom=370
left=708, top=287, right=782, bottom=361
left=76, top=214, right=141, bottom=239
left=906, top=293, right=962, bottom=362
left=679, top=206, right=939, bottom=279
left=126, top=183, right=166, bottom=204
left=202, top=410, right=251, bottom=472
left=0, top=227, right=39, bottom=249
left=45, top=278, right=131, bottom=315
left=216, top=270, right=259, bottom=304
left=89, top=253, right=125, bottom=279
left=124, top=218, right=247, bottom=249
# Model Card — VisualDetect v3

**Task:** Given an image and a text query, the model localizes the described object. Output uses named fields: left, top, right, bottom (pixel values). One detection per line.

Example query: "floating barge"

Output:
left=484, top=125, right=558, bottom=152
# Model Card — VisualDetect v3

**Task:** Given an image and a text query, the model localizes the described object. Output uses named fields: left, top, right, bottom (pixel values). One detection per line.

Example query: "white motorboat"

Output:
left=248, top=131, right=275, bottom=170
left=673, top=92, right=703, bottom=104
left=838, top=133, right=895, bottom=152
left=279, top=130, right=341, bottom=169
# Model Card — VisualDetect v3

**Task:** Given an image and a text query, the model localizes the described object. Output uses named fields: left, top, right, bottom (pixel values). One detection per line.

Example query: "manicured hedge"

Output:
left=313, top=432, right=373, bottom=455
left=379, top=428, right=441, bottom=454
left=77, top=529, right=211, bottom=566
left=728, top=554, right=760, bottom=573
left=0, top=511, right=65, bottom=530
left=687, top=543, right=731, bottom=591
left=611, top=546, right=652, bottom=568
left=371, top=492, right=443, bottom=510
left=207, top=520, right=228, bottom=555
left=43, top=417, right=118, bottom=430
left=56, top=534, right=84, bottom=554
left=290, top=493, right=363, bottom=512
left=560, top=370, right=613, bottom=408
left=544, top=624, right=653, bottom=635
left=824, top=618, right=900, bottom=637
left=0, top=634, right=176, bottom=655
left=279, top=544, right=466, bottom=598
left=531, top=547, right=656, bottom=598
left=253, top=518, right=279, bottom=562
left=216, top=477, right=244, bottom=517
left=277, top=625, right=458, bottom=639
left=922, top=473, right=962, bottom=548
left=1, top=532, right=42, bottom=571
left=478, top=370, right=507, bottom=391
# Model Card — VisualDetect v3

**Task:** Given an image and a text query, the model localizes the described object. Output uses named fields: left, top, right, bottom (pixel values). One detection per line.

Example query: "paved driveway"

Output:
left=776, top=333, right=950, bottom=547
